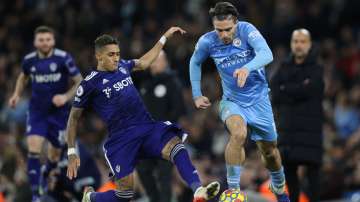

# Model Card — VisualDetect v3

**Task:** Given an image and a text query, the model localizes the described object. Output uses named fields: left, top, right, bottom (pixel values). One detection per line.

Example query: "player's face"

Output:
left=291, top=32, right=311, bottom=58
left=97, top=44, right=120, bottom=71
left=34, top=32, right=55, bottom=55
left=213, top=18, right=237, bottom=44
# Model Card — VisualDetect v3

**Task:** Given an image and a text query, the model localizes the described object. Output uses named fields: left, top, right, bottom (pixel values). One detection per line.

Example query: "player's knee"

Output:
left=161, top=136, right=182, bottom=160
left=27, top=136, right=44, bottom=153
left=230, top=129, right=246, bottom=145
left=47, top=147, right=61, bottom=162
left=261, top=147, right=277, bottom=160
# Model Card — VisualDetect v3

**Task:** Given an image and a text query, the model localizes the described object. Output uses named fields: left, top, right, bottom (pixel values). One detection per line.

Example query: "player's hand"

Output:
left=52, top=94, right=68, bottom=107
left=8, top=94, right=20, bottom=108
left=67, top=154, right=80, bottom=180
left=233, top=67, right=249, bottom=87
left=194, top=96, right=211, bottom=109
left=163, top=27, right=186, bottom=39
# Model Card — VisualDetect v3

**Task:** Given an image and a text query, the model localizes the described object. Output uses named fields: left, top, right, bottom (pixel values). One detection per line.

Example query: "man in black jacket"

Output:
left=137, top=50, right=186, bottom=202
left=270, top=29, right=324, bottom=202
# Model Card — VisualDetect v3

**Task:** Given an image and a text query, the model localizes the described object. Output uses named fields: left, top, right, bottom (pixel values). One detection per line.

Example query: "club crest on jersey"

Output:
left=30, top=66, right=36, bottom=72
left=119, top=67, right=127, bottom=74
left=49, top=62, right=57, bottom=72
left=233, top=38, right=241, bottom=47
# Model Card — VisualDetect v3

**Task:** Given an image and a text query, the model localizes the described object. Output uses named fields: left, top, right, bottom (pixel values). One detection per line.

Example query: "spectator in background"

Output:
left=270, top=28, right=324, bottom=202
left=137, top=50, right=186, bottom=202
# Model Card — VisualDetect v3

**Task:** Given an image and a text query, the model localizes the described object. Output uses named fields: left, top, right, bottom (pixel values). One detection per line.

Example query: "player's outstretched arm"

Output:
left=133, top=27, right=186, bottom=71
left=8, top=72, right=29, bottom=108
left=66, top=107, right=83, bottom=180
left=53, top=74, right=83, bottom=107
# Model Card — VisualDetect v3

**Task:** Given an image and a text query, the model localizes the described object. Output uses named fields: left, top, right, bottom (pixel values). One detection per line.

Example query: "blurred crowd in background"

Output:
left=0, top=0, right=360, bottom=201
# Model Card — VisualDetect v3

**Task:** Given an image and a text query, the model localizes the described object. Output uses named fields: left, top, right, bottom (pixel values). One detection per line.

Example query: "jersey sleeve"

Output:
left=243, top=22, right=273, bottom=71
left=21, top=58, right=30, bottom=75
left=72, top=80, right=95, bottom=108
left=189, top=36, right=210, bottom=98
left=119, top=59, right=135, bottom=72
left=64, top=53, right=81, bottom=76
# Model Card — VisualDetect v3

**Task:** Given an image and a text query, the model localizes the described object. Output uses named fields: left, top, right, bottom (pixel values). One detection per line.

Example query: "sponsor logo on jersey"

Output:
left=30, top=73, right=62, bottom=83
left=103, top=87, right=112, bottom=98
left=214, top=50, right=252, bottom=68
left=113, top=77, right=133, bottom=91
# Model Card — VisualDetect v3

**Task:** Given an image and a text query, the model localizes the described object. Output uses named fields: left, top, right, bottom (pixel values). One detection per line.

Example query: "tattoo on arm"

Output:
left=66, top=107, right=83, bottom=148
left=65, top=74, right=83, bottom=100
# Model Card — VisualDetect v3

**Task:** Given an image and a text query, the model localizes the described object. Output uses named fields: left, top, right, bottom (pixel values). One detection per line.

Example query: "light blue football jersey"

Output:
left=190, top=21, right=273, bottom=107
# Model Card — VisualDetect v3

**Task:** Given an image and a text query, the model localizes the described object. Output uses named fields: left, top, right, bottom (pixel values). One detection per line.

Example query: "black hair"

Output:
left=209, top=2, right=239, bottom=21
left=94, top=34, right=119, bottom=52
left=34, top=25, right=55, bottom=35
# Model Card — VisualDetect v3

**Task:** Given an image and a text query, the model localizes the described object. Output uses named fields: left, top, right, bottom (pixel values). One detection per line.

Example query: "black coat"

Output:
left=139, top=70, right=185, bottom=122
left=270, top=52, right=324, bottom=164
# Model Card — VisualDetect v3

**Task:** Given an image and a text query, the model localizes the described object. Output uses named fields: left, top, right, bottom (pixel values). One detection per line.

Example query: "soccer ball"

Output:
left=218, top=189, right=247, bottom=202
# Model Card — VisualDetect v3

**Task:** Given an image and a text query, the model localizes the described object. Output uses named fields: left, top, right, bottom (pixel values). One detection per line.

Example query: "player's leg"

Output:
left=83, top=173, right=135, bottom=202
left=82, top=134, right=143, bottom=202
left=224, top=115, right=247, bottom=189
left=39, top=142, right=62, bottom=194
left=137, top=159, right=160, bottom=202
left=219, top=99, right=248, bottom=190
left=248, top=96, right=289, bottom=202
left=27, top=135, right=45, bottom=201
left=256, top=141, right=284, bottom=184
left=161, top=136, right=220, bottom=202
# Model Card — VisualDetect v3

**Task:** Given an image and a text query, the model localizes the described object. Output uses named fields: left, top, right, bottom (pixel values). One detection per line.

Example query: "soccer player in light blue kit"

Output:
left=189, top=2, right=290, bottom=202
left=66, top=27, right=220, bottom=202
left=8, top=26, right=83, bottom=202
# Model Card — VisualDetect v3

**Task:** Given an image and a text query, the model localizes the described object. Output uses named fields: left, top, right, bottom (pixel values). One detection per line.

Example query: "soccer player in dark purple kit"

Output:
left=8, top=26, right=83, bottom=202
left=66, top=27, right=220, bottom=202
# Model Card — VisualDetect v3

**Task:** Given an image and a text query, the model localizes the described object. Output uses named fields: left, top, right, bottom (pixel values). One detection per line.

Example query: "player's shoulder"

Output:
left=24, top=51, right=37, bottom=60
left=53, top=48, right=69, bottom=58
left=199, top=31, right=217, bottom=43
left=83, top=70, right=101, bottom=83
left=118, top=59, right=134, bottom=72
left=23, top=51, right=37, bottom=63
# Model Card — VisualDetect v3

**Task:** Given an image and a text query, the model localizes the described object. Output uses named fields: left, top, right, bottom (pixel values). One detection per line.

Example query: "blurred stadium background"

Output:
left=0, top=0, right=360, bottom=202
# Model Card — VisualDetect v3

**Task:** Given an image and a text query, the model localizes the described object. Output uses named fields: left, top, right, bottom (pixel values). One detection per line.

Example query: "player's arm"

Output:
left=234, top=23, right=273, bottom=87
left=132, top=27, right=186, bottom=71
left=66, top=107, right=83, bottom=180
left=65, top=74, right=83, bottom=101
left=8, top=72, right=29, bottom=108
left=190, top=36, right=211, bottom=109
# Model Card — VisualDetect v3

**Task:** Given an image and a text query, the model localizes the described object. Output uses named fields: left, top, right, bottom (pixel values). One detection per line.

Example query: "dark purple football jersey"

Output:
left=73, top=59, right=154, bottom=135
left=22, top=48, right=80, bottom=111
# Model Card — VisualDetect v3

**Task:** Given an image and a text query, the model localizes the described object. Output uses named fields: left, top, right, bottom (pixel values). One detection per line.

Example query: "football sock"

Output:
left=91, top=190, right=133, bottom=202
left=226, top=164, right=242, bottom=189
left=269, top=166, right=286, bottom=193
left=171, top=144, right=201, bottom=192
left=28, top=152, right=41, bottom=197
